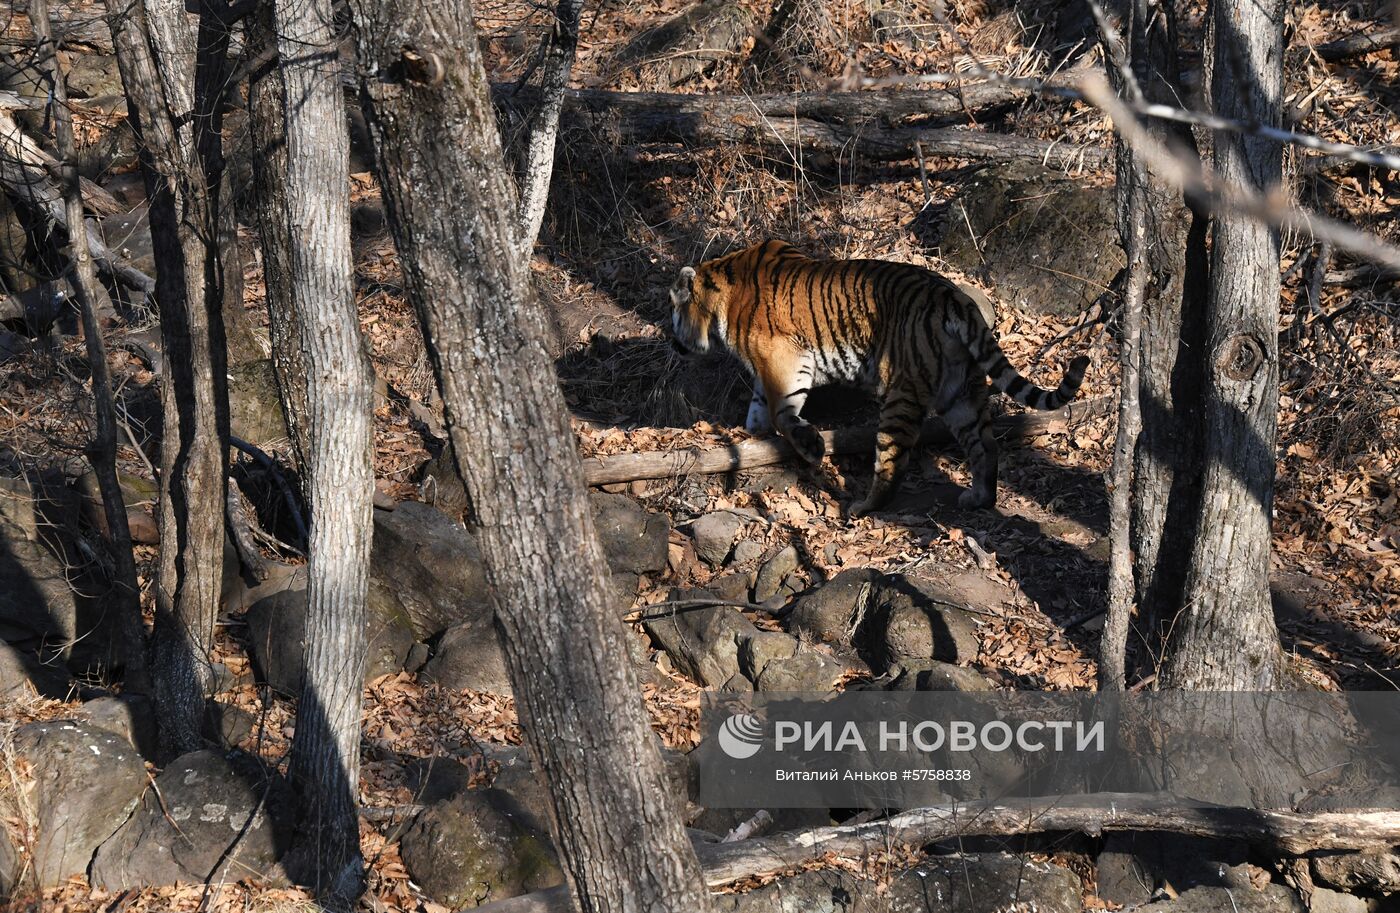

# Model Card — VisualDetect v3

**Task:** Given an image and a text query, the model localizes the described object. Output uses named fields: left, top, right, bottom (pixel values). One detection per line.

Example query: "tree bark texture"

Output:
left=104, top=0, right=230, bottom=755
left=344, top=3, right=714, bottom=911
left=504, top=83, right=1107, bottom=169
left=514, top=0, right=583, bottom=258
left=257, top=0, right=376, bottom=901
left=29, top=0, right=150, bottom=695
left=1161, top=0, right=1287, bottom=690
left=1108, top=0, right=1211, bottom=681
left=246, top=3, right=312, bottom=473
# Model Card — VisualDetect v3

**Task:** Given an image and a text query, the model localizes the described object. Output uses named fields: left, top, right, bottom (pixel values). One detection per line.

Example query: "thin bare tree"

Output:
left=29, top=0, right=149, bottom=695
left=515, top=0, right=584, bottom=259
left=343, top=0, right=714, bottom=908
left=104, top=0, right=232, bottom=754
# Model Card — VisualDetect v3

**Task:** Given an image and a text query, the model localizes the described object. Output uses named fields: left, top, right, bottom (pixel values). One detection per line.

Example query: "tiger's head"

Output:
left=668, top=264, right=719, bottom=355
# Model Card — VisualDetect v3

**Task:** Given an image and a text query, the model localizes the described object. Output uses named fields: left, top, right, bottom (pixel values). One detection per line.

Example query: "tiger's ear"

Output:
left=670, top=266, right=696, bottom=305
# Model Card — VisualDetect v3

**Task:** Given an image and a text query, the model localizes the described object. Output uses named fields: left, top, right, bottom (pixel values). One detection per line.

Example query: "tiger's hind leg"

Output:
left=850, top=380, right=926, bottom=518
left=942, top=378, right=998, bottom=509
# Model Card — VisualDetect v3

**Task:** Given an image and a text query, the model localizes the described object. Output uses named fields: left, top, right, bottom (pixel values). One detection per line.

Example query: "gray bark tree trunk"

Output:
left=1160, top=0, right=1287, bottom=690
left=255, top=0, right=376, bottom=901
left=246, top=2, right=312, bottom=472
left=343, top=2, right=713, bottom=910
left=514, top=0, right=583, bottom=259
left=30, top=0, right=150, bottom=695
left=105, top=0, right=231, bottom=755
left=1094, top=0, right=1210, bottom=686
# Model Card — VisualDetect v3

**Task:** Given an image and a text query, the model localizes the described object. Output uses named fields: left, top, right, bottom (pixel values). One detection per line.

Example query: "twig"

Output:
left=228, top=435, right=307, bottom=545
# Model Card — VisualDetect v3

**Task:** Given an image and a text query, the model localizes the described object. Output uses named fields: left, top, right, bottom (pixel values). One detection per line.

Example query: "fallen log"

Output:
left=500, top=83, right=1107, bottom=170
left=1315, top=26, right=1399, bottom=62
left=476, top=793, right=1400, bottom=913
left=580, top=395, right=1112, bottom=487
left=0, top=104, right=154, bottom=302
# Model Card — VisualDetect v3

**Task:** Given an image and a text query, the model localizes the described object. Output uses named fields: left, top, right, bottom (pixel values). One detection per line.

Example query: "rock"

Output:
left=0, top=641, right=73, bottom=699
left=11, top=720, right=147, bottom=885
left=421, top=621, right=513, bottom=696
left=689, top=511, right=745, bottom=566
left=754, top=650, right=846, bottom=692
left=76, top=694, right=158, bottom=758
left=227, top=358, right=292, bottom=448
left=1303, top=887, right=1369, bottom=913
left=753, top=545, right=799, bottom=602
left=244, top=583, right=413, bottom=696
left=889, top=660, right=995, bottom=692
left=719, top=853, right=1081, bottom=912
left=785, top=567, right=881, bottom=644
left=720, top=672, right=753, bottom=693
left=738, top=631, right=798, bottom=681
left=64, top=52, right=123, bottom=99
left=0, top=823, right=17, bottom=897
left=370, top=502, right=493, bottom=640
left=611, top=0, right=756, bottom=87
left=1312, top=850, right=1400, bottom=894
left=203, top=700, right=255, bottom=748
left=732, top=538, right=764, bottom=566
left=866, top=574, right=980, bottom=673
left=0, top=475, right=84, bottom=645
left=1148, top=885, right=1305, bottom=913
left=90, top=749, right=292, bottom=890
left=590, top=492, right=670, bottom=575
left=399, top=789, right=563, bottom=908
left=643, top=590, right=758, bottom=687
left=708, top=571, right=754, bottom=604
left=938, top=161, right=1131, bottom=317
left=404, top=641, right=431, bottom=673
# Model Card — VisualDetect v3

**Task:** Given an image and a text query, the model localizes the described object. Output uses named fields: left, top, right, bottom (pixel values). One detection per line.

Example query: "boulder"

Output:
left=421, top=621, right=513, bottom=697
left=203, top=700, right=256, bottom=748
left=399, top=789, right=563, bottom=908
left=719, top=853, right=1081, bottom=912
left=643, top=590, right=759, bottom=687
left=889, top=659, right=995, bottom=692
left=227, top=359, right=292, bottom=448
left=76, top=694, right=159, bottom=758
left=937, top=161, right=1129, bottom=317
left=0, top=642, right=73, bottom=699
left=1312, top=850, right=1400, bottom=894
left=589, top=492, right=670, bottom=575
left=785, top=567, right=881, bottom=644
left=688, top=511, right=746, bottom=566
left=0, top=475, right=83, bottom=645
left=90, top=749, right=292, bottom=890
left=738, top=631, right=798, bottom=681
left=1146, top=885, right=1305, bottom=913
left=753, top=650, right=847, bottom=692
left=244, top=583, right=413, bottom=696
left=370, top=502, right=492, bottom=640
left=0, top=824, right=17, bottom=898
left=11, top=720, right=147, bottom=885
left=610, top=0, right=756, bottom=87
left=753, top=545, right=799, bottom=602
left=731, top=538, right=764, bottom=566
left=864, top=574, right=980, bottom=673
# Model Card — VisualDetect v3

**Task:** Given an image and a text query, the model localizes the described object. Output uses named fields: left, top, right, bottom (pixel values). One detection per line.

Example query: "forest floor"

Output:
left=2, top=0, right=1399, bottom=910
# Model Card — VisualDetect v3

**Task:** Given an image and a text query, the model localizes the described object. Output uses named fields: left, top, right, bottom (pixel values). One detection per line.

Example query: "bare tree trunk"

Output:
left=105, top=0, right=230, bottom=755
left=1161, top=0, right=1287, bottom=690
left=253, top=0, right=376, bottom=901
left=344, top=3, right=713, bottom=910
left=30, top=0, right=150, bottom=696
left=246, top=3, right=311, bottom=472
left=1095, top=0, right=1210, bottom=684
left=515, top=0, right=583, bottom=258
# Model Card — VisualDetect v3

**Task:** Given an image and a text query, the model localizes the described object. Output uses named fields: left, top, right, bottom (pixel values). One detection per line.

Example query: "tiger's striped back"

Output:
left=669, top=240, right=1088, bottom=513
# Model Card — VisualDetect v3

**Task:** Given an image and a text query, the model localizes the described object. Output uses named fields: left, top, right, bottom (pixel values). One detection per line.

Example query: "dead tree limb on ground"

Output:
left=503, top=84, right=1107, bottom=169
left=476, top=793, right=1400, bottom=912
left=1315, top=26, right=1399, bottom=61
left=580, top=396, right=1112, bottom=487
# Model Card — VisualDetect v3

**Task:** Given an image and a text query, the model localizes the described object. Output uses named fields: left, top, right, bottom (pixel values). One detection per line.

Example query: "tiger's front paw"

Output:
left=787, top=424, right=825, bottom=465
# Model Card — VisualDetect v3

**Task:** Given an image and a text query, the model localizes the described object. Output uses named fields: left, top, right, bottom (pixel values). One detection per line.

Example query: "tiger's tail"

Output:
left=949, top=292, right=1089, bottom=411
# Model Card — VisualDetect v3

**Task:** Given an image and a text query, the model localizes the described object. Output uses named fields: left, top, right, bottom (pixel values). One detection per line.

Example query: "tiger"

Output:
left=668, top=240, right=1089, bottom=516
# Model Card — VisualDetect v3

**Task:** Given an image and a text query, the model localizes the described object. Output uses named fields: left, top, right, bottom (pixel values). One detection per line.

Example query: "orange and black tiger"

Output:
left=668, top=240, right=1089, bottom=515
